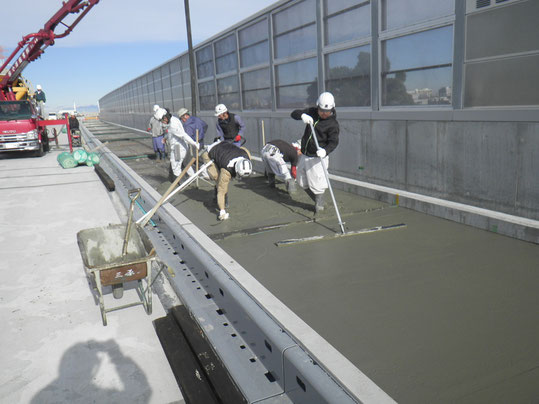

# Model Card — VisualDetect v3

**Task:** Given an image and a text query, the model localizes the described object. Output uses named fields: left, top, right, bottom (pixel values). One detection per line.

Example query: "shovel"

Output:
left=122, top=188, right=141, bottom=256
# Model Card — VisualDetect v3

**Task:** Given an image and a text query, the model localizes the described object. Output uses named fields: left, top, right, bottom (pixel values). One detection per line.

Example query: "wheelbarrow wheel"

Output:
left=112, top=283, right=124, bottom=299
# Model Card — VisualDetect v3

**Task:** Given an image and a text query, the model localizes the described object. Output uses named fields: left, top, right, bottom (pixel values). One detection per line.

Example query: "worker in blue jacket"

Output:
left=178, top=108, right=208, bottom=147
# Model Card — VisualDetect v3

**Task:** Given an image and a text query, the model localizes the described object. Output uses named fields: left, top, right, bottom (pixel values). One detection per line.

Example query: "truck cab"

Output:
left=0, top=100, right=49, bottom=156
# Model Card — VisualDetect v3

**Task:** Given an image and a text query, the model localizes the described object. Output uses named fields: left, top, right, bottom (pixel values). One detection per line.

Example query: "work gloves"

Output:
left=316, top=148, right=327, bottom=158
left=218, top=209, right=229, bottom=221
left=301, top=113, right=313, bottom=125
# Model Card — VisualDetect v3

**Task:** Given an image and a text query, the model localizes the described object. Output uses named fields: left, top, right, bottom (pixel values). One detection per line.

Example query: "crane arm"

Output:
left=0, top=0, right=100, bottom=100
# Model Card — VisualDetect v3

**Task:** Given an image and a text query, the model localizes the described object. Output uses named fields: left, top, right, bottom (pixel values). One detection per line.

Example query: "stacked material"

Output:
left=57, top=152, right=77, bottom=169
left=73, top=149, right=88, bottom=164
left=57, top=149, right=100, bottom=169
left=86, top=152, right=100, bottom=167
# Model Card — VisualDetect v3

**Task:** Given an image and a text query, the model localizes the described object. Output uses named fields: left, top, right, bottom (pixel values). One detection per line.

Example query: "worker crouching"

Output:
left=260, top=139, right=299, bottom=195
left=201, top=141, right=252, bottom=221
left=291, top=92, right=339, bottom=213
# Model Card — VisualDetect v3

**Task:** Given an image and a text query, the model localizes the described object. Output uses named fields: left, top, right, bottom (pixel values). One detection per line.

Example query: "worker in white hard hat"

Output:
left=156, top=108, right=200, bottom=180
left=260, top=139, right=299, bottom=195
left=178, top=107, right=208, bottom=148
left=291, top=92, right=339, bottom=213
left=34, top=84, right=46, bottom=118
left=147, top=104, right=166, bottom=160
left=214, top=104, right=245, bottom=147
left=201, top=140, right=252, bottom=221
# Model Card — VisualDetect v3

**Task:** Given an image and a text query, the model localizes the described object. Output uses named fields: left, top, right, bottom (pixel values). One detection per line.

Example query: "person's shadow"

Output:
left=31, top=339, right=151, bottom=404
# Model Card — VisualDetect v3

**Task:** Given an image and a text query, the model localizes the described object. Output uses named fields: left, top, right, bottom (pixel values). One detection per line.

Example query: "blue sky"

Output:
left=2, top=0, right=277, bottom=111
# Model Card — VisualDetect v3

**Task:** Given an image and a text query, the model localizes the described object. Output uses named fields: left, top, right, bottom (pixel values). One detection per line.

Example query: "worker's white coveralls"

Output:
left=261, top=143, right=292, bottom=181
left=296, top=154, right=329, bottom=195
left=167, top=115, right=198, bottom=177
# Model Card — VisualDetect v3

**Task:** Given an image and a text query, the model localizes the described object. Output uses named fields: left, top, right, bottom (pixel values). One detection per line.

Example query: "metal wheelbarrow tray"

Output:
left=77, top=223, right=156, bottom=325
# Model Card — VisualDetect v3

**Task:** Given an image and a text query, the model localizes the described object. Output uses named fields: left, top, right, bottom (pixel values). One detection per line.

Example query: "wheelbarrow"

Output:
left=77, top=189, right=156, bottom=326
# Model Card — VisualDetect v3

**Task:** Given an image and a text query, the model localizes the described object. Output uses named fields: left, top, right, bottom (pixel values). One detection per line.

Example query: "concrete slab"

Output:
left=88, top=120, right=539, bottom=403
left=0, top=138, right=182, bottom=403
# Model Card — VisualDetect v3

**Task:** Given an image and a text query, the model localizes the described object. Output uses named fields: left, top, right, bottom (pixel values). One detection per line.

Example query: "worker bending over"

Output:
left=261, top=139, right=299, bottom=194
left=201, top=141, right=252, bottom=221
left=291, top=92, right=339, bottom=213
left=156, top=108, right=199, bottom=179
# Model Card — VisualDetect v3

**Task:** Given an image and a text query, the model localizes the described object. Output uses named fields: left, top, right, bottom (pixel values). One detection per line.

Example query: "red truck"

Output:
left=0, top=0, right=99, bottom=156
left=0, top=99, right=50, bottom=156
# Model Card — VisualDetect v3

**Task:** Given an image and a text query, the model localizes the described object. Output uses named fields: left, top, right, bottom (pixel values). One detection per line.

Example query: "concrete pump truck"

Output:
left=0, top=0, right=100, bottom=156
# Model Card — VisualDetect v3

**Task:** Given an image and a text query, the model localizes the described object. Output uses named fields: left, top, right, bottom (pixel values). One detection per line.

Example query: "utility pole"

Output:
left=184, top=0, right=197, bottom=115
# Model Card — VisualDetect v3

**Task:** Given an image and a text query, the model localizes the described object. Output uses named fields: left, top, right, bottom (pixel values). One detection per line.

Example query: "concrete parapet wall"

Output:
left=99, top=111, right=539, bottom=223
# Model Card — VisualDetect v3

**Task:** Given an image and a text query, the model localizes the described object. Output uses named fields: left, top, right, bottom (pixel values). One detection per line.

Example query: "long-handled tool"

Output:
left=136, top=159, right=215, bottom=227
left=310, top=122, right=346, bottom=234
left=136, top=158, right=195, bottom=228
left=122, top=188, right=141, bottom=255
left=195, top=129, right=199, bottom=188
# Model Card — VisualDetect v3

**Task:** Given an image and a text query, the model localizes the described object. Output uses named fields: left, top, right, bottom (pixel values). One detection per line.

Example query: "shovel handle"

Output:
left=123, top=188, right=141, bottom=255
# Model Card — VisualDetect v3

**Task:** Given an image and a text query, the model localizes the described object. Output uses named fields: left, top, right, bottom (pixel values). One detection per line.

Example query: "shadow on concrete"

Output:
left=30, top=340, right=151, bottom=404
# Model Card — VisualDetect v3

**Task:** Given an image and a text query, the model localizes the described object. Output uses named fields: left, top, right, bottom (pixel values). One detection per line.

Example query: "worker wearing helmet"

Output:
left=214, top=104, right=245, bottom=147
left=34, top=84, right=46, bottom=118
left=201, top=141, right=252, bottom=221
left=147, top=104, right=166, bottom=160
left=178, top=108, right=208, bottom=148
left=156, top=108, right=200, bottom=180
left=261, top=139, right=299, bottom=195
left=291, top=92, right=339, bottom=213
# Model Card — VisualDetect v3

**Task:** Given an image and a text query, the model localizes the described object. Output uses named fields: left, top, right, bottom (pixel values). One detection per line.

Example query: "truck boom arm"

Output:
left=0, top=0, right=100, bottom=100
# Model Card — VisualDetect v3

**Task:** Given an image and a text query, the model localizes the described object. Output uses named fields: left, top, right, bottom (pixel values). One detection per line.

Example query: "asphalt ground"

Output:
left=90, top=120, right=539, bottom=404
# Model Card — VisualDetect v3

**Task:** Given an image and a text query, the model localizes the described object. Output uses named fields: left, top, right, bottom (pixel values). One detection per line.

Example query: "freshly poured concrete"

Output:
left=98, top=121, right=539, bottom=403
left=0, top=138, right=182, bottom=404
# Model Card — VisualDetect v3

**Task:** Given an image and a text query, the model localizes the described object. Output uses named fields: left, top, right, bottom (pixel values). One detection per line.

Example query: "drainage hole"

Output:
left=265, top=372, right=276, bottom=383
left=264, top=339, right=272, bottom=353
left=219, top=288, right=224, bottom=296
left=249, top=358, right=256, bottom=363
left=296, top=376, right=306, bottom=392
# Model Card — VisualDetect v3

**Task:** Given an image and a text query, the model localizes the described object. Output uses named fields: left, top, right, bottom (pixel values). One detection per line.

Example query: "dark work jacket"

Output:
left=291, top=107, right=339, bottom=157
left=217, top=112, right=240, bottom=141
left=268, top=139, right=299, bottom=166
left=209, top=141, right=250, bottom=177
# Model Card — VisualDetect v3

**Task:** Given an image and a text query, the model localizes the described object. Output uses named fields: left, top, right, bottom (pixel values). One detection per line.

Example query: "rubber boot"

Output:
left=305, top=188, right=317, bottom=202
left=315, top=193, right=325, bottom=213
left=267, top=173, right=276, bottom=188
left=286, top=178, right=296, bottom=194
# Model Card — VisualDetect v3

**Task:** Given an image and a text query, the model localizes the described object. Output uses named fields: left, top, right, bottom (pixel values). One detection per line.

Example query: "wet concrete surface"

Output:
left=92, top=122, right=539, bottom=403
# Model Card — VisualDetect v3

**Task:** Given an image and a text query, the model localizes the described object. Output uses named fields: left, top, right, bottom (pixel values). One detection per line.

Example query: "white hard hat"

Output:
left=36, top=85, right=42, bottom=90
left=235, top=158, right=252, bottom=178
left=155, top=108, right=167, bottom=121
left=317, top=92, right=335, bottom=110
left=177, top=108, right=189, bottom=117
left=214, top=104, right=227, bottom=116
left=153, top=104, right=160, bottom=112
